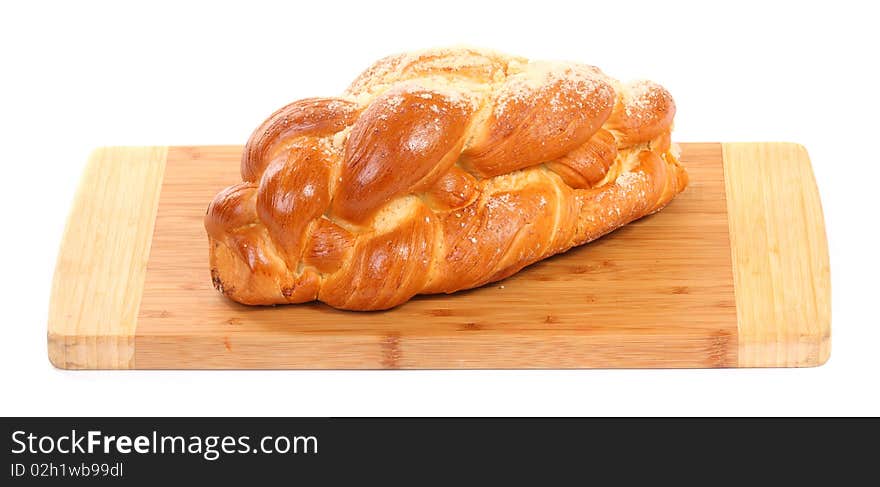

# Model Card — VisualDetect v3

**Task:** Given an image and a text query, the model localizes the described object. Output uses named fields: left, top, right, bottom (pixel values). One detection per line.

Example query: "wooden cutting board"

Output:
left=47, top=143, right=830, bottom=369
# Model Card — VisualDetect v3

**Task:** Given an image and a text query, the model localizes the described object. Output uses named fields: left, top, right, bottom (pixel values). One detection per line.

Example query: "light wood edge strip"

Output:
left=48, top=147, right=168, bottom=369
left=721, top=143, right=831, bottom=367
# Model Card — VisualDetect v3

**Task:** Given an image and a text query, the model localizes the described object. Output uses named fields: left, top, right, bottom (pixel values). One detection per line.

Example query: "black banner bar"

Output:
left=3, top=418, right=877, bottom=483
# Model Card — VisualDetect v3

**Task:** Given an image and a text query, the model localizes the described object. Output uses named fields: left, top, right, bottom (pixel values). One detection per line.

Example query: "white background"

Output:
left=1, top=0, right=878, bottom=416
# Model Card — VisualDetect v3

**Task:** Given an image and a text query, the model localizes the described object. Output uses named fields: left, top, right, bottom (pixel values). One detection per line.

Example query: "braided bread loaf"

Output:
left=205, top=47, right=688, bottom=310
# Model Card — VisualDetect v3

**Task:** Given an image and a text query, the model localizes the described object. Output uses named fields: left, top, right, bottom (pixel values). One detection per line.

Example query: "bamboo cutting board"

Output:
left=47, top=143, right=830, bottom=369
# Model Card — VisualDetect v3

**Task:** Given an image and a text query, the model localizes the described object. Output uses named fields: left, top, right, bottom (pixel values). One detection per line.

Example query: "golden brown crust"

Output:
left=424, top=165, right=478, bottom=210
left=256, top=138, right=331, bottom=266
left=605, top=80, right=676, bottom=147
left=331, top=87, right=472, bottom=223
left=545, top=129, right=618, bottom=189
left=206, top=47, right=688, bottom=310
left=241, top=98, right=359, bottom=182
left=346, top=48, right=515, bottom=98
left=460, top=63, right=614, bottom=177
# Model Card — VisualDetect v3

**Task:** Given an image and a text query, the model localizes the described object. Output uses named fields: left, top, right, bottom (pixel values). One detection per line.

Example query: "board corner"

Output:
left=724, top=141, right=831, bottom=368
left=47, top=330, right=136, bottom=370
left=47, top=146, right=167, bottom=370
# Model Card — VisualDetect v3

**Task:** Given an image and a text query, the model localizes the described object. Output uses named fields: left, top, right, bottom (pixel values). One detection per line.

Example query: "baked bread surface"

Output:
left=206, top=47, right=688, bottom=310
